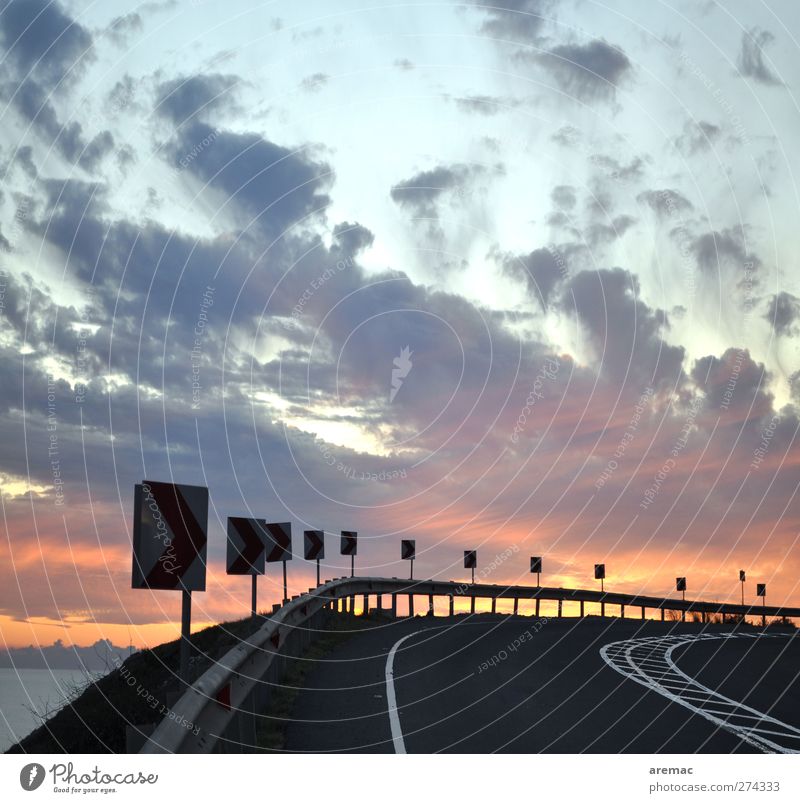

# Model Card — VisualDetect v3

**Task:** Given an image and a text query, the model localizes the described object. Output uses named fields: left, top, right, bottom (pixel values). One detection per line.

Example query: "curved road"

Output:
left=284, top=615, right=800, bottom=753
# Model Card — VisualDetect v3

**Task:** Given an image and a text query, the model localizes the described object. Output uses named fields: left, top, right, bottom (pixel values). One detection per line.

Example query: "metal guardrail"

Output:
left=140, top=576, right=800, bottom=754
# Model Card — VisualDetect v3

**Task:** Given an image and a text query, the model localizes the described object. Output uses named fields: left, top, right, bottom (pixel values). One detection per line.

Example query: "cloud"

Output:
left=168, top=121, right=333, bottom=236
left=637, top=189, right=693, bottom=219
left=454, top=94, right=519, bottom=115
left=0, top=0, right=93, bottom=89
left=502, top=247, right=566, bottom=310
left=737, top=27, right=782, bottom=86
left=0, top=1, right=115, bottom=172
left=530, top=39, right=633, bottom=103
left=155, top=74, right=240, bottom=124
left=471, top=0, right=552, bottom=43
left=691, top=228, right=761, bottom=275
left=558, top=267, right=685, bottom=388
left=691, top=348, right=771, bottom=415
left=299, top=73, right=329, bottom=92
left=674, top=120, right=721, bottom=156
left=390, top=163, right=486, bottom=217
left=551, top=185, right=576, bottom=210
left=765, top=292, right=800, bottom=337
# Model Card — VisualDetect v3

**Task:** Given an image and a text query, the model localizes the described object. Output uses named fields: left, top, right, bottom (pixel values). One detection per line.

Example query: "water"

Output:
left=0, top=668, right=96, bottom=752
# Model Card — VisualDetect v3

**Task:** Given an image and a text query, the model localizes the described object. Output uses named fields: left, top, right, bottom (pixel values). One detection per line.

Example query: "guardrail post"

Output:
left=513, top=597, right=519, bottom=615
left=620, top=604, right=625, bottom=619
left=362, top=594, right=368, bottom=616
left=579, top=600, right=584, bottom=618
left=641, top=606, right=645, bottom=620
left=601, top=602, right=605, bottom=618
left=491, top=597, right=496, bottom=614
left=557, top=599, right=562, bottom=618
left=428, top=595, right=434, bottom=616
left=536, top=597, right=541, bottom=617
left=408, top=594, right=415, bottom=617
left=391, top=593, right=397, bottom=617
left=449, top=594, right=454, bottom=617
left=470, top=594, right=476, bottom=614
left=660, top=607, right=665, bottom=622
left=377, top=593, right=383, bottom=611
left=702, top=611, right=706, bottom=624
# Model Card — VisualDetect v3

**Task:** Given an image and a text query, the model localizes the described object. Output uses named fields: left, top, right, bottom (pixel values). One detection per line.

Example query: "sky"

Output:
left=1, top=0, right=800, bottom=649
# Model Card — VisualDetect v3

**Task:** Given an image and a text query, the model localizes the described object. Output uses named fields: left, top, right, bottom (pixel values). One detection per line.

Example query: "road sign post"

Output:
left=401, top=540, right=416, bottom=580
left=132, top=481, right=208, bottom=683
left=226, top=517, right=269, bottom=617
left=757, top=583, right=766, bottom=627
left=304, top=530, right=325, bottom=586
left=676, top=577, right=687, bottom=621
left=531, top=556, right=542, bottom=588
left=464, top=550, right=477, bottom=585
left=595, top=563, right=606, bottom=616
left=265, top=522, right=292, bottom=603
left=341, top=531, right=357, bottom=577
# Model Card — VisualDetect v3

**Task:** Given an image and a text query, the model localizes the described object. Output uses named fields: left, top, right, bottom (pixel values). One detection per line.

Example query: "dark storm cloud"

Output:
left=502, top=247, right=565, bottom=310
left=691, top=348, right=771, bottom=415
left=169, top=121, right=333, bottom=236
left=332, top=221, right=375, bottom=255
left=155, top=74, right=240, bottom=123
left=0, top=0, right=93, bottom=88
left=0, top=1, right=115, bottom=173
left=737, top=27, right=782, bottom=86
left=637, top=189, right=693, bottom=219
left=558, top=267, right=685, bottom=388
left=691, top=228, right=761, bottom=274
left=765, top=292, right=800, bottom=338
left=390, top=164, right=486, bottom=217
left=471, top=0, right=552, bottom=43
left=530, top=39, right=633, bottom=103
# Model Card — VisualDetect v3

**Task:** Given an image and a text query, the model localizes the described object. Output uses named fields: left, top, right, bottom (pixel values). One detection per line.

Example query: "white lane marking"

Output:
left=385, top=632, right=419, bottom=754
left=600, top=633, right=800, bottom=754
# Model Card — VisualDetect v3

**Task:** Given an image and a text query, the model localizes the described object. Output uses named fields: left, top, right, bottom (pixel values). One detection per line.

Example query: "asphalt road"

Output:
left=284, top=615, right=799, bottom=753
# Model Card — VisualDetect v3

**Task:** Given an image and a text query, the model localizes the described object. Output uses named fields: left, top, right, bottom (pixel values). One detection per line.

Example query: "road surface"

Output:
left=284, top=615, right=800, bottom=753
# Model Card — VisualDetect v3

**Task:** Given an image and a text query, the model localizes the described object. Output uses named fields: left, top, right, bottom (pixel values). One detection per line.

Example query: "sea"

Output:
left=0, top=668, right=98, bottom=752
